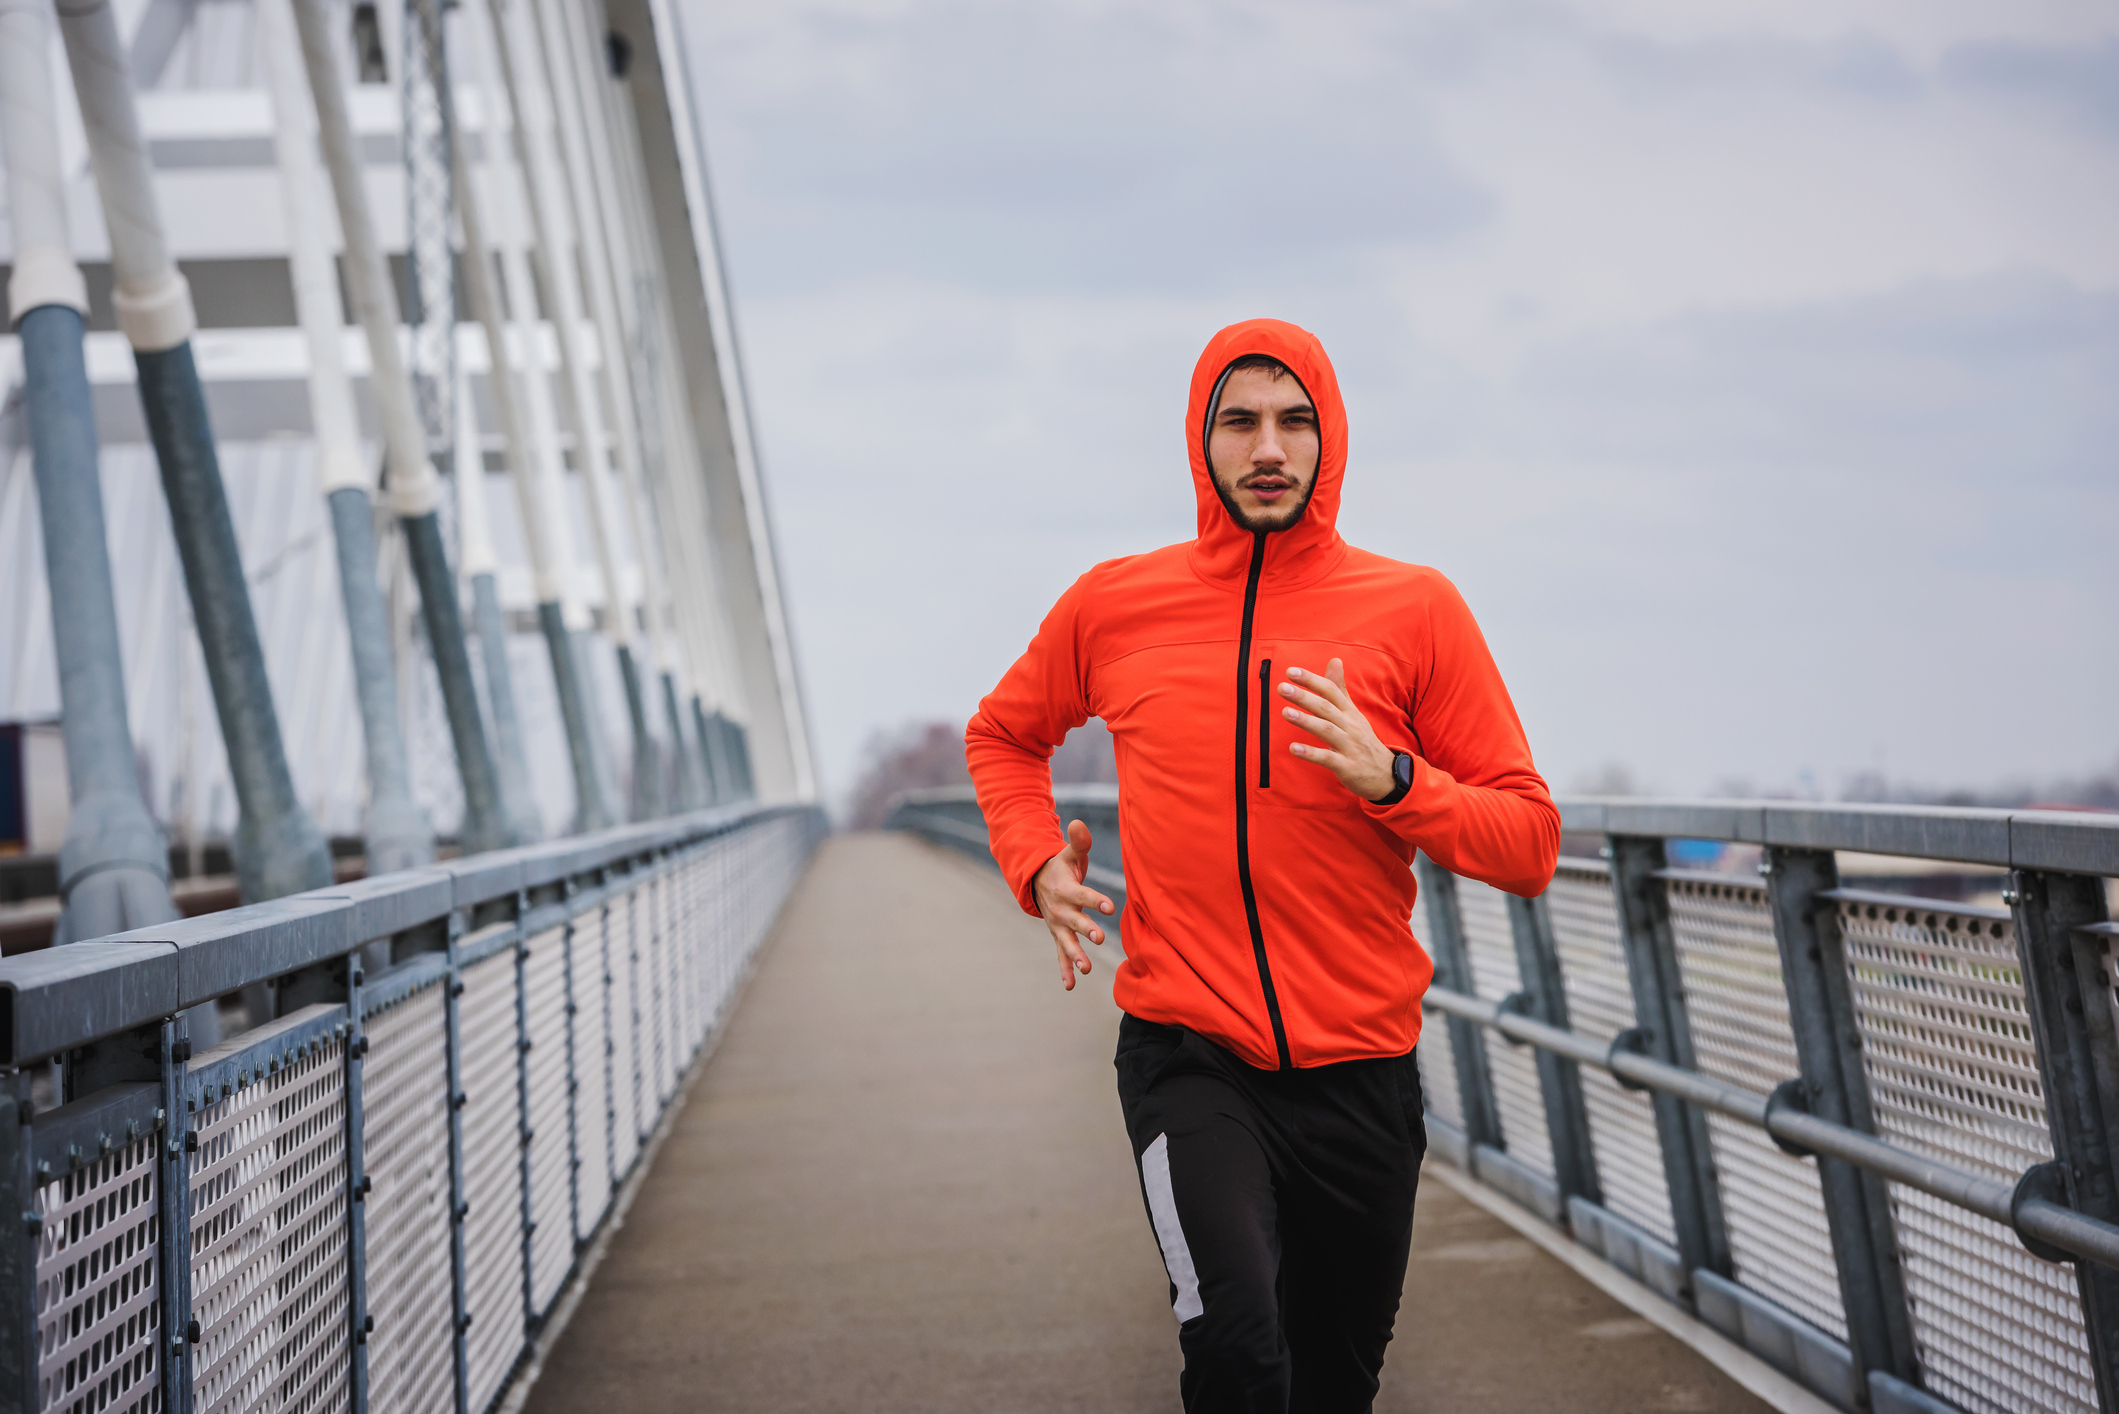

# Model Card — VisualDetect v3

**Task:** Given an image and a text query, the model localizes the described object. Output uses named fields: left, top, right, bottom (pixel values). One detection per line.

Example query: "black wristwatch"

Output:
left=1374, top=751, right=1415, bottom=806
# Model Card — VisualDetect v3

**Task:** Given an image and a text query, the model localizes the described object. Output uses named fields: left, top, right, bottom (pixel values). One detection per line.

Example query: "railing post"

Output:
left=1607, top=835, right=1731, bottom=1285
left=344, top=952, right=371, bottom=1412
left=563, top=877, right=582, bottom=1250
left=1415, top=856, right=1501, bottom=1152
left=2010, top=867, right=2119, bottom=1405
left=628, top=867, right=647, bottom=1152
left=513, top=890, right=538, bottom=1333
left=1506, top=892, right=1600, bottom=1205
left=444, top=910, right=471, bottom=1414
left=157, top=1017, right=194, bottom=1413
left=600, top=868, right=619, bottom=1197
left=0, top=1069, right=31, bottom=1414
left=1763, top=846, right=1919, bottom=1398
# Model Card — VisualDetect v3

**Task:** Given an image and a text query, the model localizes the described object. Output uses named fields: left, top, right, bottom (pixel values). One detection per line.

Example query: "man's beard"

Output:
left=1214, top=473, right=1317, bottom=534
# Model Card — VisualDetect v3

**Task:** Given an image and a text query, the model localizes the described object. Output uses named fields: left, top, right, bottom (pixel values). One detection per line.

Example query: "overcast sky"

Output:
left=681, top=0, right=2119, bottom=807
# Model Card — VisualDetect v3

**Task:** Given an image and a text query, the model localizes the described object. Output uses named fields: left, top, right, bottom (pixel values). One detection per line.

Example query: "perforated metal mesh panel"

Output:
left=1415, top=884, right=1466, bottom=1135
left=362, top=986, right=452, bottom=1414
left=1415, top=1023, right=1464, bottom=1136
left=457, top=947, right=526, bottom=1413
left=675, top=858, right=701, bottom=1059
left=188, top=1032, right=350, bottom=1413
left=1548, top=863, right=1676, bottom=1246
left=703, top=838, right=735, bottom=1029
left=645, top=871, right=673, bottom=1108
left=1456, top=879, right=1554, bottom=1180
left=1667, top=876, right=1846, bottom=1341
left=608, top=891, right=643, bottom=1175
left=522, top=929, right=574, bottom=1316
left=1839, top=897, right=2095, bottom=1412
left=34, top=1135, right=160, bottom=1414
left=569, top=911, right=613, bottom=1234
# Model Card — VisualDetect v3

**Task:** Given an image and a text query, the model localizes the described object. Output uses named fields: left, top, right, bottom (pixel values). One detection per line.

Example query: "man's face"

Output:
left=1206, top=366, right=1320, bottom=533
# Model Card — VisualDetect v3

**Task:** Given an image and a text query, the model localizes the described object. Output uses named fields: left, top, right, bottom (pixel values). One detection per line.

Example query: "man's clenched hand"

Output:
left=1279, top=658, right=1398, bottom=802
left=1032, top=818, right=1115, bottom=991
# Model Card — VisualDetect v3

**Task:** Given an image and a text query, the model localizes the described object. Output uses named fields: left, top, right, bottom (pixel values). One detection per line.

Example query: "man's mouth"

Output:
left=1244, top=477, right=1292, bottom=502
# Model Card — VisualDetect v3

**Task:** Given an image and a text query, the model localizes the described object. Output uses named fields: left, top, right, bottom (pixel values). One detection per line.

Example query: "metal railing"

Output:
left=0, top=802, right=825, bottom=1414
left=888, top=787, right=2119, bottom=1414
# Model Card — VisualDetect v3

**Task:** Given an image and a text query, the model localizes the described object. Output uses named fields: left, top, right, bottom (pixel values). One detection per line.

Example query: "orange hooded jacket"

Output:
left=965, top=319, right=1559, bottom=1070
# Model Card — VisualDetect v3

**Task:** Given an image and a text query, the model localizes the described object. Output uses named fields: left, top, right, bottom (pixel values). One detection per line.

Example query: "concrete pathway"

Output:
left=523, top=832, right=1776, bottom=1414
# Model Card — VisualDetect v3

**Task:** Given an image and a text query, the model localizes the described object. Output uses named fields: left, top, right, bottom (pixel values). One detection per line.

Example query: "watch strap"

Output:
left=1374, top=751, right=1415, bottom=807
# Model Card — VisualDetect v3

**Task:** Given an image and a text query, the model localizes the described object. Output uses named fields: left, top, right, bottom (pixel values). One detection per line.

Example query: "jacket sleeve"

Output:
left=1359, top=574, right=1560, bottom=897
left=964, top=574, right=1094, bottom=915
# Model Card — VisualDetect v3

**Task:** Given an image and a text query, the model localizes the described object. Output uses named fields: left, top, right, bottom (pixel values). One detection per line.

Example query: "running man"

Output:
left=965, top=319, right=1560, bottom=1412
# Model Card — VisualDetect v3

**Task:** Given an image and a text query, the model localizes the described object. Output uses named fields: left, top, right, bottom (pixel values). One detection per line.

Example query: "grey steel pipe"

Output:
left=480, top=0, right=656, bottom=815
left=255, top=0, right=432, bottom=878
left=285, top=0, right=512, bottom=853
left=0, top=0, right=196, bottom=984
left=55, top=0, right=333, bottom=907
left=691, top=695, right=722, bottom=805
left=447, top=90, right=612, bottom=832
left=660, top=671, right=702, bottom=810
left=452, top=367, right=541, bottom=843
left=615, top=646, right=660, bottom=819
left=1420, top=984, right=2119, bottom=1272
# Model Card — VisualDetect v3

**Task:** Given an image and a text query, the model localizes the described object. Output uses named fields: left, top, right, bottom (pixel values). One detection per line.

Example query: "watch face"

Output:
left=1395, top=752, right=1414, bottom=789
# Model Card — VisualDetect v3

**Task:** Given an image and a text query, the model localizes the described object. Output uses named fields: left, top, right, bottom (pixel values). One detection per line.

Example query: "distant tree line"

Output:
left=844, top=719, right=1117, bottom=829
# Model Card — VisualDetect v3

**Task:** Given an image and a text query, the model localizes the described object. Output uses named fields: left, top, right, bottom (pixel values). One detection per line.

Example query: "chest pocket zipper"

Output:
left=1258, top=658, right=1272, bottom=789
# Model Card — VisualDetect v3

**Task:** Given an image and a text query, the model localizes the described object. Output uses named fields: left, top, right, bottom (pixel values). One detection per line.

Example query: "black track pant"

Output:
left=1115, top=1014, right=1426, bottom=1414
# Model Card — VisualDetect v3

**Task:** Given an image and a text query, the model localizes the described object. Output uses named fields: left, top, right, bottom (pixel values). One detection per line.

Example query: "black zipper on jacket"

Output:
left=1257, top=659, right=1272, bottom=788
left=1234, top=531, right=1293, bottom=1069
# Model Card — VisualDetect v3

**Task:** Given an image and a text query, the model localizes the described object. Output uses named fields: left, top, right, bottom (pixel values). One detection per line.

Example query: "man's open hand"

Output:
left=1032, top=818, right=1115, bottom=991
left=1279, top=658, right=1397, bottom=802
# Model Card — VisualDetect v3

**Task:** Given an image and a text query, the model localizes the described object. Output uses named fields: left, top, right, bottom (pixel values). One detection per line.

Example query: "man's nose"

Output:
left=1255, top=425, right=1287, bottom=467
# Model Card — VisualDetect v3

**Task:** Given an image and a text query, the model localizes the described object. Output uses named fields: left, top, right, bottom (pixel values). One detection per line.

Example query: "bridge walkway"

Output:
left=520, top=831, right=1779, bottom=1413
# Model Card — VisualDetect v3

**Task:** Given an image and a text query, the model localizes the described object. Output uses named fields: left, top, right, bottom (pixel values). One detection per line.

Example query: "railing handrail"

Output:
left=0, top=801, right=805, bottom=1066
left=894, top=784, right=2117, bottom=875
left=1418, top=982, right=2119, bottom=1273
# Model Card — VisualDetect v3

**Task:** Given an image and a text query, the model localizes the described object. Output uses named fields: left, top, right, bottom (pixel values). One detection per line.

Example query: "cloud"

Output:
left=687, top=0, right=2119, bottom=803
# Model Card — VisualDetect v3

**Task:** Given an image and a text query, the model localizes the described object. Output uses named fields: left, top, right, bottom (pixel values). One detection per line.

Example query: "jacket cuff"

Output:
left=1359, top=753, right=1453, bottom=839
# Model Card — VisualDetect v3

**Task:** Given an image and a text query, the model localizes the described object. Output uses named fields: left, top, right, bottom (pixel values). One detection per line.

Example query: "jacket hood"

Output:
left=1185, top=318, right=1349, bottom=589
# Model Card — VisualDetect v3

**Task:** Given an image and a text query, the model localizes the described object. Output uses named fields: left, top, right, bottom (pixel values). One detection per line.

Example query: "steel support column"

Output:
left=58, top=0, right=336, bottom=908
left=1506, top=891, right=1600, bottom=1205
left=693, top=696, right=724, bottom=806
left=1414, top=856, right=1502, bottom=1152
left=1608, top=835, right=1731, bottom=1284
left=2011, top=867, right=2119, bottom=1404
left=1764, top=845, right=1919, bottom=1398
left=662, top=671, right=704, bottom=810
left=617, top=645, right=661, bottom=819
left=17, top=305, right=184, bottom=945
left=328, top=488, right=434, bottom=873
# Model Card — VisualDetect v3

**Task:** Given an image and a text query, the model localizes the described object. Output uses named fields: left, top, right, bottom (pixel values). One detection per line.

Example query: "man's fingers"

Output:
left=1282, top=704, right=1351, bottom=749
left=1286, top=663, right=1351, bottom=711
left=1051, top=927, right=1092, bottom=990
left=1050, top=900, right=1106, bottom=945
left=1278, top=680, right=1351, bottom=729
left=1290, top=740, right=1356, bottom=781
left=1058, top=881, right=1116, bottom=916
